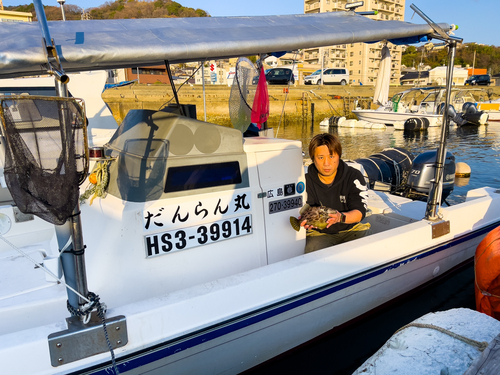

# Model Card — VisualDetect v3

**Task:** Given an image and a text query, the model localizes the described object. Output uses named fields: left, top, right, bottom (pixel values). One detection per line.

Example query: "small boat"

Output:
left=352, top=86, right=444, bottom=125
left=477, top=99, right=500, bottom=122
left=353, top=86, right=490, bottom=127
left=1, top=2, right=499, bottom=374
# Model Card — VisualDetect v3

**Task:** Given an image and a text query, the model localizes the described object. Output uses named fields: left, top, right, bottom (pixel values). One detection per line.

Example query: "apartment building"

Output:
left=304, top=0, right=405, bottom=85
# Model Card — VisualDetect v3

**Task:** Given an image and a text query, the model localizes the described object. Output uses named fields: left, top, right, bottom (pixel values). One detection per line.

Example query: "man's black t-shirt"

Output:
left=305, top=160, right=368, bottom=234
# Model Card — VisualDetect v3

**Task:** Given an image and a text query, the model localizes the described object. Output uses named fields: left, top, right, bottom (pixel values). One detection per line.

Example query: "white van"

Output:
left=304, top=68, right=349, bottom=85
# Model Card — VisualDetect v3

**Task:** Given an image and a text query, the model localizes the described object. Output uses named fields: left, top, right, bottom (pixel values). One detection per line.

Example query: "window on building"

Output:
left=350, top=62, right=353, bottom=66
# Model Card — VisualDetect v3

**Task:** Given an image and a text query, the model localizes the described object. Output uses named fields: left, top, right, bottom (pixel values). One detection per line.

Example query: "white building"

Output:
left=429, top=66, right=469, bottom=86
left=304, top=0, right=406, bottom=85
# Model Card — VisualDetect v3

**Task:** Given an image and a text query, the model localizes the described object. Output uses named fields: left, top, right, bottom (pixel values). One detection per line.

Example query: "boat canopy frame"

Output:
left=0, top=7, right=449, bottom=79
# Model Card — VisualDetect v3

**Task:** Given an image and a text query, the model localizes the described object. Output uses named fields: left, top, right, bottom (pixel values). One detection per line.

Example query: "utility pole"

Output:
left=472, top=50, right=476, bottom=76
left=0, top=1, right=4, bottom=10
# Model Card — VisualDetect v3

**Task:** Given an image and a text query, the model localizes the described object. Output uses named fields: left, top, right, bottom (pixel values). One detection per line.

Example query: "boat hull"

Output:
left=83, top=222, right=491, bottom=375
left=352, top=109, right=441, bottom=125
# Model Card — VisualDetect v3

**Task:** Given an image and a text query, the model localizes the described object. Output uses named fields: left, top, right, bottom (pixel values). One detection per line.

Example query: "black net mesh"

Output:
left=228, top=57, right=259, bottom=133
left=0, top=96, right=88, bottom=225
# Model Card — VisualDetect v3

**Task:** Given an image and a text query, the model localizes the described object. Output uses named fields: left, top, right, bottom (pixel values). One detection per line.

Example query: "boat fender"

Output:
left=403, top=117, right=429, bottom=131
left=455, top=162, right=471, bottom=177
left=475, top=225, right=500, bottom=320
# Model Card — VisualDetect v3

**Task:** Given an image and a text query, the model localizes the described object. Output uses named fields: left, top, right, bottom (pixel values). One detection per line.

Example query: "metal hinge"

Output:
left=431, top=220, right=450, bottom=239
left=48, top=313, right=127, bottom=367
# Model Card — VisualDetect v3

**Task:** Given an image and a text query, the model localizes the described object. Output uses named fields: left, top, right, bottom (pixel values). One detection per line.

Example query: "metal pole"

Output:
left=57, top=0, right=66, bottom=21
left=425, top=40, right=456, bottom=220
left=320, top=49, right=324, bottom=86
left=311, top=102, right=315, bottom=127
left=202, top=61, right=207, bottom=122
left=34, top=0, right=89, bottom=310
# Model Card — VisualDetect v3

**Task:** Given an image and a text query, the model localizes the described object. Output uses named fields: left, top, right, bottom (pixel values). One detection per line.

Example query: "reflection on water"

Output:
left=271, top=119, right=500, bottom=204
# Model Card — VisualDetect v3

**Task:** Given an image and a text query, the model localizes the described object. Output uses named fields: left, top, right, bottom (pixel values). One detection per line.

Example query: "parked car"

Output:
left=265, top=68, right=295, bottom=85
left=251, top=69, right=271, bottom=84
left=304, top=68, right=349, bottom=85
left=465, top=74, right=491, bottom=86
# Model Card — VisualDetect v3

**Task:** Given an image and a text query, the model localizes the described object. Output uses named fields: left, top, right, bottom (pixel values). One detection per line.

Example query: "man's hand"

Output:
left=299, top=216, right=316, bottom=230
left=326, top=212, right=341, bottom=228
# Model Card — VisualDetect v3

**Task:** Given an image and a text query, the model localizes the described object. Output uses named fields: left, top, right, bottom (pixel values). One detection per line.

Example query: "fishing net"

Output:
left=0, top=96, right=88, bottom=225
left=229, top=57, right=259, bottom=133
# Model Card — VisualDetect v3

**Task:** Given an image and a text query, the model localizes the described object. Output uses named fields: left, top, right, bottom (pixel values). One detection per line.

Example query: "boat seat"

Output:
left=367, top=190, right=426, bottom=221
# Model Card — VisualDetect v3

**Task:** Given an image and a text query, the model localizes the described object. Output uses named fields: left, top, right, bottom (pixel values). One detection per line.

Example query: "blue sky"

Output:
left=4, top=0, right=499, bottom=46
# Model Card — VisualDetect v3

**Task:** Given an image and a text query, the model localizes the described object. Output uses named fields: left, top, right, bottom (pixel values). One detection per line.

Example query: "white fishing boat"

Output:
left=353, top=86, right=443, bottom=125
left=353, top=86, right=490, bottom=127
left=477, top=99, right=500, bottom=122
left=1, top=2, right=499, bottom=375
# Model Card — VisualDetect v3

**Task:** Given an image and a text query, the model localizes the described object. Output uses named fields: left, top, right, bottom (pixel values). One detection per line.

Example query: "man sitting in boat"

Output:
left=302, top=133, right=370, bottom=252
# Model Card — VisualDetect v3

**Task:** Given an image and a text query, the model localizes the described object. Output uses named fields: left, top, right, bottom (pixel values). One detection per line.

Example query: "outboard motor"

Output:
left=461, top=102, right=489, bottom=126
left=436, top=102, right=488, bottom=127
left=406, top=150, right=456, bottom=202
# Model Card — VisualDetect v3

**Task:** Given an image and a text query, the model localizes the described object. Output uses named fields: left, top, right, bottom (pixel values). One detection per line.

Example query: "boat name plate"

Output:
left=431, top=220, right=450, bottom=239
left=269, top=196, right=303, bottom=214
left=48, top=314, right=127, bottom=367
left=142, top=192, right=252, bottom=232
left=144, top=214, right=252, bottom=258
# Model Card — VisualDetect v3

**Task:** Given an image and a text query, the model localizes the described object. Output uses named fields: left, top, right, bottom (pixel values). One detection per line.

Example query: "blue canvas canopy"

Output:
left=0, top=11, right=448, bottom=78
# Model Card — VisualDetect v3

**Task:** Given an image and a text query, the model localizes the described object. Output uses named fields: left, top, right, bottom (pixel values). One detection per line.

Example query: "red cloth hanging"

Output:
left=251, top=66, right=269, bottom=129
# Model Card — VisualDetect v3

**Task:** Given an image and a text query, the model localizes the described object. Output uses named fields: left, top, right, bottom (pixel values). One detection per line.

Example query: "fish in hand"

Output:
left=290, top=205, right=338, bottom=232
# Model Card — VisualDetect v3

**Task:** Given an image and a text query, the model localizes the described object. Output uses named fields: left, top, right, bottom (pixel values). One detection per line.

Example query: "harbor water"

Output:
left=246, top=119, right=500, bottom=374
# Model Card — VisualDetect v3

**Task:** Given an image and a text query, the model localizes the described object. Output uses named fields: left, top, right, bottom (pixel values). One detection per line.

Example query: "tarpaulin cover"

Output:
left=0, top=12, right=448, bottom=78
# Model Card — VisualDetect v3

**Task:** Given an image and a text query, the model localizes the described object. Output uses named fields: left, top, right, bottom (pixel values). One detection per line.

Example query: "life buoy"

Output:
left=475, top=225, right=500, bottom=319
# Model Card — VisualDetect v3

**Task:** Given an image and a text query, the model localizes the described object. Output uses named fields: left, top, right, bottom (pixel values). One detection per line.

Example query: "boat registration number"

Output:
left=144, top=214, right=252, bottom=258
left=269, top=196, right=303, bottom=214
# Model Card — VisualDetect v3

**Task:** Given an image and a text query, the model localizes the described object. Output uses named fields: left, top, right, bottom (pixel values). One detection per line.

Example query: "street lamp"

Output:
left=57, top=0, right=66, bottom=21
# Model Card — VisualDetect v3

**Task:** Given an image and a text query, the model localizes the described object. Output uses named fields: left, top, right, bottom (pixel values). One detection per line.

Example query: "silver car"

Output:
left=304, top=68, right=349, bottom=85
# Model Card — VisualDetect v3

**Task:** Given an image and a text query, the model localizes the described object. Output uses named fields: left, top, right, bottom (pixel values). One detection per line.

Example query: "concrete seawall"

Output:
left=102, top=84, right=500, bottom=126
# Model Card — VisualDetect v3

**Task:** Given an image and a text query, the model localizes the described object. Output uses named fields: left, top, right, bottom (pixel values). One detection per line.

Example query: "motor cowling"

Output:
left=406, top=150, right=455, bottom=201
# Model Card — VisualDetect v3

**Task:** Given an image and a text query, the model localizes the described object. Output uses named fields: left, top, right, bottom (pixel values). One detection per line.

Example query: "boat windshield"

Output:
left=452, top=89, right=482, bottom=105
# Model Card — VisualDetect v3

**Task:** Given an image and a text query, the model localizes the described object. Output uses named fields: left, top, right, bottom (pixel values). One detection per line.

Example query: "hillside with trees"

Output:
left=6, top=0, right=209, bottom=20
left=402, top=43, right=500, bottom=75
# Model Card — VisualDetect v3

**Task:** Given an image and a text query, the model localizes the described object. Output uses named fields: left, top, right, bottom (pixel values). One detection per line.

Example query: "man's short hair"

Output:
left=309, top=133, right=342, bottom=159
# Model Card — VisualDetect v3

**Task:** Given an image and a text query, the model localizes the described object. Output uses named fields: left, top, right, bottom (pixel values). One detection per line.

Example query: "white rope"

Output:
left=0, top=233, right=91, bottom=304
